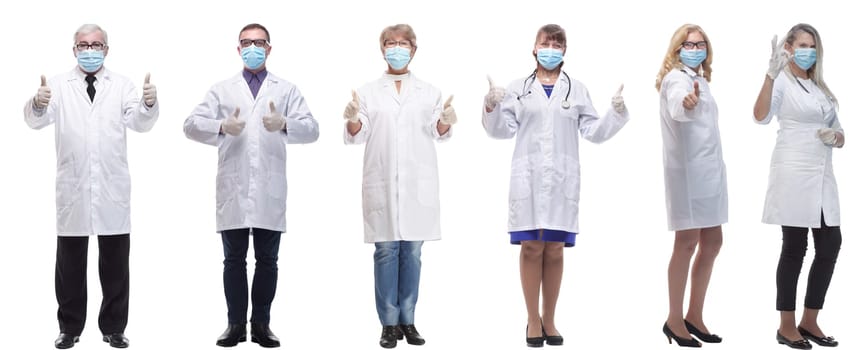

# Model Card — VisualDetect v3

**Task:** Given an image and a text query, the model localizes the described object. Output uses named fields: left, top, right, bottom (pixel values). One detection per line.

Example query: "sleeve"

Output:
left=662, top=72, right=698, bottom=122
left=183, top=87, right=225, bottom=146
left=428, top=91, right=452, bottom=141
left=23, top=79, right=56, bottom=130
left=123, top=79, right=159, bottom=132
left=577, top=85, right=629, bottom=144
left=282, top=86, right=319, bottom=144
left=344, top=87, right=370, bottom=145
left=481, top=84, right=519, bottom=139
left=755, top=76, right=785, bottom=125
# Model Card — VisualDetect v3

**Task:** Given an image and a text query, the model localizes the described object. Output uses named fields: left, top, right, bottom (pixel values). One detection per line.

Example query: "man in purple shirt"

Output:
left=183, top=23, right=319, bottom=348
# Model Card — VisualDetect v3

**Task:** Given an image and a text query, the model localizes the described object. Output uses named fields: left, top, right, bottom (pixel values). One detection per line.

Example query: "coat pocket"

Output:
left=363, top=183, right=388, bottom=214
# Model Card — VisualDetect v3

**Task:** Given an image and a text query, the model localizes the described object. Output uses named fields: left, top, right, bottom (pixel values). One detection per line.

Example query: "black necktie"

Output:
left=85, top=74, right=96, bottom=102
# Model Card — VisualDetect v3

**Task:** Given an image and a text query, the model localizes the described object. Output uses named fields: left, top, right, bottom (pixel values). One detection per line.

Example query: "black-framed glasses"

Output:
left=681, top=41, right=708, bottom=50
left=384, top=40, right=412, bottom=48
left=75, top=42, right=106, bottom=51
left=239, top=39, right=270, bottom=48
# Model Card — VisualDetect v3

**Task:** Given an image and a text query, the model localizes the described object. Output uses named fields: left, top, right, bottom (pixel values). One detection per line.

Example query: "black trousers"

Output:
left=55, top=234, right=130, bottom=336
left=776, top=214, right=842, bottom=311
left=222, top=228, right=281, bottom=325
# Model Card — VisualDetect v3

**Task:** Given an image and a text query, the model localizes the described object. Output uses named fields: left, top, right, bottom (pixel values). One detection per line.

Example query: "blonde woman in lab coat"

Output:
left=754, top=23, right=843, bottom=349
left=655, top=24, right=726, bottom=348
left=343, top=24, right=455, bottom=349
left=483, top=24, right=628, bottom=348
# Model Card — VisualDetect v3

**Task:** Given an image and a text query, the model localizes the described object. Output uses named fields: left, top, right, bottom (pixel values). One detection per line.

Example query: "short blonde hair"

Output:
left=655, top=24, right=713, bottom=91
left=379, top=24, right=417, bottom=51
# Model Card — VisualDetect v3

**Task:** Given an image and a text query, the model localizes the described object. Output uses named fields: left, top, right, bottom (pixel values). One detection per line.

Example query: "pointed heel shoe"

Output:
left=526, top=325, right=544, bottom=348
left=663, top=322, right=701, bottom=347
left=685, top=320, right=722, bottom=343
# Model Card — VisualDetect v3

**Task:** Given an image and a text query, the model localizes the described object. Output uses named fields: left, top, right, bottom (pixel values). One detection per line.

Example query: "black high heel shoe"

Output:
left=663, top=322, right=701, bottom=347
left=526, top=325, right=544, bottom=348
left=542, top=325, right=563, bottom=346
left=798, top=327, right=837, bottom=347
left=685, top=320, right=722, bottom=343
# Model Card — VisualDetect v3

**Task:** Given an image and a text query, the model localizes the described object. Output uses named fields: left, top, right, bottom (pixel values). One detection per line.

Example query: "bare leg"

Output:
left=520, top=240, right=545, bottom=337
left=667, top=229, right=700, bottom=338
left=541, top=242, right=564, bottom=336
left=685, top=226, right=723, bottom=333
left=779, top=311, right=801, bottom=341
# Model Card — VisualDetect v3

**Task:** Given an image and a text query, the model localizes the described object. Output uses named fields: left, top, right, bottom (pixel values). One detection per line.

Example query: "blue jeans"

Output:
left=222, top=228, right=281, bottom=324
left=374, top=241, right=423, bottom=326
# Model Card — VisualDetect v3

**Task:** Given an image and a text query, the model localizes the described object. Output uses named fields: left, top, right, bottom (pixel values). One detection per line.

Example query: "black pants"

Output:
left=776, top=215, right=842, bottom=311
left=55, top=234, right=130, bottom=336
left=222, top=228, right=281, bottom=325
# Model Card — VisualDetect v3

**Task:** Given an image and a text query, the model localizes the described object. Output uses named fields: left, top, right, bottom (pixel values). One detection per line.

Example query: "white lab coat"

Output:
left=659, top=68, right=728, bottom=231
left=23, top=67, right=159, bottom=236
left=483, top=71, right=628, bottom=234
left=757, top=71, right=842, bottom=227
left=184, top=71, right=319, bottom=233
left=345, top=72, right=450, bottom=243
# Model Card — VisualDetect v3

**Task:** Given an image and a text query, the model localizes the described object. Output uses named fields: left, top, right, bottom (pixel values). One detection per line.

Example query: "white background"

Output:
left=1, top=0, right=865, bottom=349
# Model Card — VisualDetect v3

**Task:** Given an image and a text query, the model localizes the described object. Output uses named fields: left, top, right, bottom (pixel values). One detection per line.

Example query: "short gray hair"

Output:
left=73, top=24, right=108, bottom=45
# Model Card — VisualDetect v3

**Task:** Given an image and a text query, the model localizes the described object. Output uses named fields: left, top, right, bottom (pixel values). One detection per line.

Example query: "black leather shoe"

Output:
left=250, top=323, right=280, bottom=348
left=662, top=322, right=701, bottom=347
left=380, top=326, right=400, bottom=348
left=526, top=325, right=544, bottom=348
left=685, top=320, right=722, bottom=343
left=777, top=331, right=812, bottom=349
left=55, top=333, right=79, bottom=349
left=102, top=333, right=129, bottom=348
left=798, top=327, right=837, bottom=347
left=399, top=324, right=426, bottom=345
left=544, top=329, right=564, bottom=346
left=216, top=324, right=247, bottom=347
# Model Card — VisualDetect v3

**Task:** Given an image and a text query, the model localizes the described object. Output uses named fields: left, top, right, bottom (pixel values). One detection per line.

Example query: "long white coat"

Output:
left=184, top=72, right=319, bottom=233
left=659, top=68, right=728, bottom=231
left=757, top=71, right=842, bottom=227
left=483, top=71, right=628, bottom=234
left=344, top=73, right=450, bottom=243
left=24, top=67, right=159, bottom=236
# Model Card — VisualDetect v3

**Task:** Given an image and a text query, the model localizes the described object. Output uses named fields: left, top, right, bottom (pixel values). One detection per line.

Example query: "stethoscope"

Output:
left=516, top=70, right=572, bottom=109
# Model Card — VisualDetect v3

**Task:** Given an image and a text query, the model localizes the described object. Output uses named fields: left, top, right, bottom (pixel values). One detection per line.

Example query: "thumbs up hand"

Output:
left=484, top=75, right=506, bottom=111
left=262, top=100, right=286, bottom=132
left=439, top=94, right=457, bottom=125
left=221, top=107, right=246, bottom=136
left=611, top=84, right=626, bottom=114
left=682, top=80, right=700, bottom=110
left=344, top=90, right=360, bottom=123
left=142, top=73, right=157, bottom=107
left=33, top=75, right=51, bottom=109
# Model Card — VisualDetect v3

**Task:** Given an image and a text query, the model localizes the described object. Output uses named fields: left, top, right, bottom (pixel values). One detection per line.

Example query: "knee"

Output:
left=673, top=235, right=700, bottom=254
left=543, top=243, right=564, bottom=261
left=520, top=242, right=544, bottom=260
left=375, top=242, right=400, bottom=263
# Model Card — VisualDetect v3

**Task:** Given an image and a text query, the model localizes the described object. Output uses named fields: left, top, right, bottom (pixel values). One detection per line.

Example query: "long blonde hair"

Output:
left=655, top=24, right=713, bottom=91
left=783, top=23, right=837, bottom=108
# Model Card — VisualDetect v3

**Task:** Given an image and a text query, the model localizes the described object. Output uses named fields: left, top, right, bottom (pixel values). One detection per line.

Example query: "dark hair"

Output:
left=537, top=24, right=566, bottom=46
left=239, top=23, right=270, bottom=43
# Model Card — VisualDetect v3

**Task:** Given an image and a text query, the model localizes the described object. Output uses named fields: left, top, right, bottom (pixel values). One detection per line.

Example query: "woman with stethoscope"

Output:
left=482, top=23, right=629, bottom=348
left=754, top=23, right=843, bottom=349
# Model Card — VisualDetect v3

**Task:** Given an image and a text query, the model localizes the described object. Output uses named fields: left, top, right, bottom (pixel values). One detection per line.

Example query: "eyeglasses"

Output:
left=75, top=42, right=106, bottom=51
left=239, top=39, right=270, bottom=48
left=384, top=40, right=412, bottom=48
left=681, top=41, right=708, bottom=50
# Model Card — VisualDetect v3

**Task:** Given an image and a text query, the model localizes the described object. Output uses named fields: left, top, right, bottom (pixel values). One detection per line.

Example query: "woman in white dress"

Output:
left=754, top=23, right=843, bottom=349
left=655, top=23, right=727, bottom=348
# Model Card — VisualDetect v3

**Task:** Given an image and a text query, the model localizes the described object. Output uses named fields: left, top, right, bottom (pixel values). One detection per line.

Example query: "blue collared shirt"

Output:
left=242, top=69, right=268, bottom=98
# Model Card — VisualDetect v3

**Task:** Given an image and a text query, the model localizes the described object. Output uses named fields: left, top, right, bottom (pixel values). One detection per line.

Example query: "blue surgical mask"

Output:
left=241, top=46, right=267, bottom=70
left=536, top=48, right=564, bottom=70
left=679, top=49, right=707, bottom=68
left=77, top=49, right=104, bottom=73
left=384, top=47, right=411, bottom=70
left=793, top=48, right=817, bottom=70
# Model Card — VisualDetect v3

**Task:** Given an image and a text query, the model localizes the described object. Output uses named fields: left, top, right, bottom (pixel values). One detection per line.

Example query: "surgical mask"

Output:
left=793, top=48, right=817, bottom=70
left=384, top=47, right=411, bottom=70
left=536, top=48, right=564, bottom=70
left=241, top=46, right=267, bottom=70
left=679, top=49, right=707, bottom=68
left=77, top=49, right=104, bottom=73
